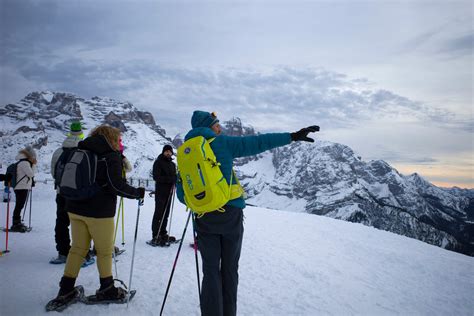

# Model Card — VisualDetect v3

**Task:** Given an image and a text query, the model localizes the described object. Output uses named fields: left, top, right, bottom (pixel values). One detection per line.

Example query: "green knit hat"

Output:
left=69, top=121, right=84, bottom=139
left=70, top=121, right=82, bottom=132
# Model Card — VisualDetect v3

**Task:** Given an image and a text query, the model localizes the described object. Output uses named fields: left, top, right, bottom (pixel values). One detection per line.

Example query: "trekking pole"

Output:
left=114, top=199, right=122, bottom=244
left=127, top=199, right=143, bottom=308
left=28, top=187, right=32, bottom=229
left=191, top=214, right=201, bottom=304
left=21, top=189, right=30, bottom=222
left=112, top=245, right=119, bottom=279
left=166, top=185, right=176, bottom=238
left=121, top=197, right=125, bottom=246
left=160, top=209, right=192, bottom=316
left=3, top=186, right=11, bottom=254
left=112, top=197, right=123, bottom=278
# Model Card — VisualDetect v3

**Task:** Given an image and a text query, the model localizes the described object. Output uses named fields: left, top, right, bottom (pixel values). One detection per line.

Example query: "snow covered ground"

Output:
left=1, top=183, right=473, bottom=315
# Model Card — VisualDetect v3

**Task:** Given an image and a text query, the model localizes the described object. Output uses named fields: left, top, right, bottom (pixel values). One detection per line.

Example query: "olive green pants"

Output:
left=63, top=213, right=114, bottom=279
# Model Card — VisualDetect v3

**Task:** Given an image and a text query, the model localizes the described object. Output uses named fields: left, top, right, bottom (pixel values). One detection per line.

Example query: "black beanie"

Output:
left=162, top=144, right=173, bottom=154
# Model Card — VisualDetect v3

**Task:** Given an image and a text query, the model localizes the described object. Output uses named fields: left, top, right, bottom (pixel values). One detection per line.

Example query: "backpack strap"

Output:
left=207, top=137, right=245, bottom=202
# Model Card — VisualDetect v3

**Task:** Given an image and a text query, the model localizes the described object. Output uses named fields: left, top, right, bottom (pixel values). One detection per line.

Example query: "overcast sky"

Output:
left=1, top=0, right=472, bottom=188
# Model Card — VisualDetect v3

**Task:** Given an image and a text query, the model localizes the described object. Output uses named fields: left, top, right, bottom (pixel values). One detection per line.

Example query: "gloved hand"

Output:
left=290, top=126, right=320, bottom=142
left=31, top=177, right=36, bottom=187
left=137, top=187, right=145, bottom=200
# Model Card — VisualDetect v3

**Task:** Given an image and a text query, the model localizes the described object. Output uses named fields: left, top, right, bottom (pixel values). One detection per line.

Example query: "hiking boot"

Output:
left=49, top=254, right=67, bottom=264
left=45, top=286, right=84, bottom=312
left=151, top=237, right=169, bottom=247
left=10, top=223, right=28, bottom=232
left=45, top=276, right=82, bottom=312
left=96, top=277, right=127, bottom=302
left=160, top=234, right=176, bottom=243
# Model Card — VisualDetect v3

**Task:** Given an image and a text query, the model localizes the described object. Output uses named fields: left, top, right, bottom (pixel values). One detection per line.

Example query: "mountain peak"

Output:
left=0, top=91, right=170, bottom=179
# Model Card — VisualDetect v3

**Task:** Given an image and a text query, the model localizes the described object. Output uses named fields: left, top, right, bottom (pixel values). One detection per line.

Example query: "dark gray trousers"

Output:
left=196, top=205, right=244, bottom=316
left=55, top=194, right=71, bottom=256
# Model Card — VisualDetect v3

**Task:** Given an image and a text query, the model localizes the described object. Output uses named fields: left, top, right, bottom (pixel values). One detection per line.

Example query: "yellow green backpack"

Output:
left=177, top=136, right=243, bottom=216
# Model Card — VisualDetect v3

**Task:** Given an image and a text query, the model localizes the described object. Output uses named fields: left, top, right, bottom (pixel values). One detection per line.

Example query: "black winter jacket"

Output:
left=66, top=135, right=141, bottom=218
left=152, top=154, right=176, bottom=197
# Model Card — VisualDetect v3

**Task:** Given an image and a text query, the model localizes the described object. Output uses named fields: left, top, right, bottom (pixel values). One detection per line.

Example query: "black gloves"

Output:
left=290, top=126, right=320, bottom=142
left=31, top=177, right=36, bottom=187
left=138, top=187, right=145, bottom=199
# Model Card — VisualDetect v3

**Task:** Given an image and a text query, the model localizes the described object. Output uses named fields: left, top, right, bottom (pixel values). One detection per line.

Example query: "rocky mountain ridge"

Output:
left=0, top=91, right=170, bottom=179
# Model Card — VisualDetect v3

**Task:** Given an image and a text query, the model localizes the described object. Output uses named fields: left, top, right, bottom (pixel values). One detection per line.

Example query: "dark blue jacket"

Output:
left=176, top=127, right=291, bottom=209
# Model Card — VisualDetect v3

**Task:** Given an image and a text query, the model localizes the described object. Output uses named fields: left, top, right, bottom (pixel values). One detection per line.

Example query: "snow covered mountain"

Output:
left=224, top=119, right=474, bottom=256
left=1, top=92, right=473, bottom=256
left=0, top=91, right=171, bottom=180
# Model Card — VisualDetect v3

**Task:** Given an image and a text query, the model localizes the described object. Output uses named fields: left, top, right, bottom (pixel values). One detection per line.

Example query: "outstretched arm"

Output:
left=224, top=133, right=292, bottom=159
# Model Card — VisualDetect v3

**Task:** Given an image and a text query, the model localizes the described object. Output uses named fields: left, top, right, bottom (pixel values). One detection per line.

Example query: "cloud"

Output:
left=0, top=66, right=45, bottom=105
left=402, top=16, right=473, bottom=60
left=440, top=33, right=474, bottom=57
left=1, top=57, right=470, bottom=136
left=1, top=0, right=471, bottom=187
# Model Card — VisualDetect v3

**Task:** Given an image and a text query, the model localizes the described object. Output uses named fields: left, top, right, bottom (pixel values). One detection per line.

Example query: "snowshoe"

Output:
left=90, top=246, right=124, bottom=256
left=160, top=234, right=177, bottom=243
left=49, top=254, right=67, bottom=264
left=81, top=256, right=95, bottom=268
left=114, top=246, right=125, bottom=256
left=7, top=223, right=30, bottom=233
left=146, top=238, right=170, bottom=247
left=82, top=279, right=136, bottom=305
left=45, top=285, right=84, bottom=312
left=169, top=238, right=181, bottom=244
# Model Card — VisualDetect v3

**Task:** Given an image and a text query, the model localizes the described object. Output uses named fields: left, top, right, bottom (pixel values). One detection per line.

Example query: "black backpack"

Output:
left=56, top=149, right=101, bottom=200
left=4, top=159, right=30, bottom=188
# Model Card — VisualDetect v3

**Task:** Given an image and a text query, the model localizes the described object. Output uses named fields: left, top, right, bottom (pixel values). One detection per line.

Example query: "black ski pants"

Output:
left=196, top=205, right=244, bottom=316
left=55, top=194, right=71, bottom=256
left=151, top=186, right=173, bottom=238
left=12, top=189, right=28, bottom=225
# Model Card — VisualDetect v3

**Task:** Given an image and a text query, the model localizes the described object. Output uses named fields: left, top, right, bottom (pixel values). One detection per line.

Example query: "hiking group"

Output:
left=1, top=110, right=318, bottom=315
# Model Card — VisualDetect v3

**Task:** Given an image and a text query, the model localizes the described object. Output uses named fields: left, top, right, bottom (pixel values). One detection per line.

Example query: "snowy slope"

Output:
left=1, top=183, right=473, bottom=315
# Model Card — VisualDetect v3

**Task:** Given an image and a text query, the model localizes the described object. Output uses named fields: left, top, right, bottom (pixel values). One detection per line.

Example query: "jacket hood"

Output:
left=15, top=153, right=28, bottom=161
left=78, top=134, right=116, bottom=155
left=16, top=146, right=36, bottom=162
left=62, top=135, right=82, bottom=148
left=184, top=127, right=216, bottom=141
left=191, top=111, right=219, bottom=129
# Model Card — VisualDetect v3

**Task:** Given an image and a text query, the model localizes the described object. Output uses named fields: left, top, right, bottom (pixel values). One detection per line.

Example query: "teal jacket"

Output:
left=176, top=127, right=292, bottom=209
